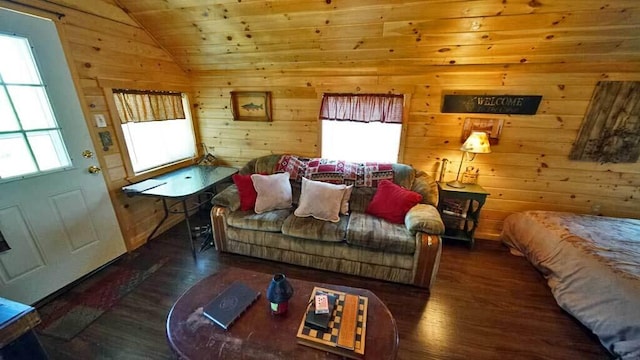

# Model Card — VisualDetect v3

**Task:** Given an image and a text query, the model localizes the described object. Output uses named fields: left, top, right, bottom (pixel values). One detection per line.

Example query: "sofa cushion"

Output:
left=282, top=214, right=348, bottom=242
left=226, top=209, right=292, bottom=232
left=211, top=184, right=241, bottom=212
left=294, top=178, right=347, bottom=222
left=346, top=212, right=416, bottom=255
left=405, top=204, right=445, bottom=235
left=347, top=187, right=377, bottom=213
left=365, top=180, right=422, bottom=224
left=251, top=172, right=292, bottom=214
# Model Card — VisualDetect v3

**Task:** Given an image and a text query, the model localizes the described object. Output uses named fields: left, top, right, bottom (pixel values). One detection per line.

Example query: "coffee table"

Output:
left=166, top=268, right=399, bottom=359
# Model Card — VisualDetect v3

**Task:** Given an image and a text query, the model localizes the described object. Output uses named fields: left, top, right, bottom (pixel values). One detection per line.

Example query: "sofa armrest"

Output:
left=405, top=204, right=445, bottom=235
left=413, top=233, right=442, bottom=289
left=210, top=206, right=229, bottom=252
left=211, top=184, right=241, bottom=212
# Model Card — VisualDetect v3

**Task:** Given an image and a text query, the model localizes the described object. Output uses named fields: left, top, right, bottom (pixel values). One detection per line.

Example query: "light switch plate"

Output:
left=94, top=114, right=107, bottom=128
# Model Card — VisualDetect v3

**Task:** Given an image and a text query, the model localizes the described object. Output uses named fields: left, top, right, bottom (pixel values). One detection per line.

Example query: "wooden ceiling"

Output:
left=114, top=0, right=640, bottom=75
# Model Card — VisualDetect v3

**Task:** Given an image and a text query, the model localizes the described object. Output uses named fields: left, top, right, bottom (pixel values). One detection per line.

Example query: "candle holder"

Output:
left=266, top=273, right=294, bottom=315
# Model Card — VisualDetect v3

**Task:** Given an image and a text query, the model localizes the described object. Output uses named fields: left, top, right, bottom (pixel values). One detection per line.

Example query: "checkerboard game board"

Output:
left=296, top=286, right=368, bottom=358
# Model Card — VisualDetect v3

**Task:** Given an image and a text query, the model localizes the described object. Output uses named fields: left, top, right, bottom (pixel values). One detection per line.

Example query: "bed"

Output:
left=501, top=211, right=640, bottom=359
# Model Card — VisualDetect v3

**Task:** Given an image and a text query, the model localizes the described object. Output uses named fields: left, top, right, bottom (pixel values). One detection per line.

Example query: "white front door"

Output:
left=0, top=8, right=126, bottom=305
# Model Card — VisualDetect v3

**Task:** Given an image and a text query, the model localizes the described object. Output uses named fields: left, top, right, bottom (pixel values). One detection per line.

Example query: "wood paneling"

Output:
left=118, top=0, right=640, bottom=72
left=6, top=0, right=640, bottom=244
left=191, top=67, right=640, bottom=239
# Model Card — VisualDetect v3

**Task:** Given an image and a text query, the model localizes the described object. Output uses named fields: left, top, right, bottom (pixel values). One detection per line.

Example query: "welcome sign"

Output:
left=442, top=94, right=542, bottom=115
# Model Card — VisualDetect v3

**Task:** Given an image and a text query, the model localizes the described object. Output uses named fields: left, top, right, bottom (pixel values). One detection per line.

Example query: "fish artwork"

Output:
left=241, top=102, right=263, bottom=111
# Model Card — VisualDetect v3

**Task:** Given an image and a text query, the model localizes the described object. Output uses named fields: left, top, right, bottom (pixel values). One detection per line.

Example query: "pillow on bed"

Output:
left=251, top=172, right=292, bottom=214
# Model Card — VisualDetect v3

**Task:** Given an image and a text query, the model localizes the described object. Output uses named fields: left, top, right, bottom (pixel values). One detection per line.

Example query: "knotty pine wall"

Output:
left=0, top=0, right=192, bottom=250
left=194, top=64, right=640, bottom=240
left=5, top=0, right=639, bottom=247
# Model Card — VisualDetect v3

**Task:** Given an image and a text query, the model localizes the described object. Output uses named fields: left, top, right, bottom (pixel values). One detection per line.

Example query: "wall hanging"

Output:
left=569, top=81, right=640, bottom=163
left=442, top=94, right=542, bottom=115
left=231, top=91, right=272, bottom=121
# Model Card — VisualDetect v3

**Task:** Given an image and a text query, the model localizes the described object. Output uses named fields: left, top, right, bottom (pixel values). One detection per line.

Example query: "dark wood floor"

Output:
left=37, top=211, right=610, bottom=359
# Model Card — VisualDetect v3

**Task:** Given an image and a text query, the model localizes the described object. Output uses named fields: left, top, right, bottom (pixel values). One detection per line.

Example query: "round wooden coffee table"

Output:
left=166, top=267, right=399, bottom=359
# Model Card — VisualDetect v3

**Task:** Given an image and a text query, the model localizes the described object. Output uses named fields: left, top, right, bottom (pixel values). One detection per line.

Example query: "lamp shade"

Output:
left=460, top=131, right=491, bottom=154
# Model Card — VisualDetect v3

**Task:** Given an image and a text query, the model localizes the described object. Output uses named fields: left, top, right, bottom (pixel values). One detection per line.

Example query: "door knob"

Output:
left=88, top=165, right=102, bottom=174
left=82, top=150, right=94, bottom=158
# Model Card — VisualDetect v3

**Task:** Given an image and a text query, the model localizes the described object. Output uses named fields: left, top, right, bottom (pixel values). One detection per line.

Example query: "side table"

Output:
left=437, top=182, right=489, bottom=248
left=0, top=297, right=48, bottom=359
left=123, top=165, right=237, bottom=258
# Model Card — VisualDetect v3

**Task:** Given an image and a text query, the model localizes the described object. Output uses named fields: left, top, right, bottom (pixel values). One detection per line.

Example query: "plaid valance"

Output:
left=113, top=89, right=185, bottom=123
left=319, top=93, right=404, bottom=123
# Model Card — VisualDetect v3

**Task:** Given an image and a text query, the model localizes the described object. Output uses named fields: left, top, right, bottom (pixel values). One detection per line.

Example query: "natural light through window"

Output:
left=321, top=120, right=402, bottom=163
left=0, top=34, right=71, bottom=180
left=114, top=91, right=196, bottom=174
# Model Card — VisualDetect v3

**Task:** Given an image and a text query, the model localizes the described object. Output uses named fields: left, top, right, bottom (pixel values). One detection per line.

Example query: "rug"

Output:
left=37, top=255, right=169, bottom=340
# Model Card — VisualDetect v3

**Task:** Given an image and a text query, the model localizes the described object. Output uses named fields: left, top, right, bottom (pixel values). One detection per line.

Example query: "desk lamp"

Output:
left=447, top=131, right=491, bottom=188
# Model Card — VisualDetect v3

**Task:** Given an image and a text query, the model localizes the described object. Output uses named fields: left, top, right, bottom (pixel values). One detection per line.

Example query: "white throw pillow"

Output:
left=251, top=172, right=292, bottom=214
left=294, top=177, right=347, bottom=222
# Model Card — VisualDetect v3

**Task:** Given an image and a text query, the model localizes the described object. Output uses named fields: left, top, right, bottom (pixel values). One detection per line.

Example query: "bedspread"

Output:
left=502, top=211, right=640, bottom=359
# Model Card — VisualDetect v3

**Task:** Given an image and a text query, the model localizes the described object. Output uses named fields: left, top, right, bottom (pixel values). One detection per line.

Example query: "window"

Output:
left=112, top=89, right=196, bottom=174
left=0, top=33, right=71, bottom=180
left=320, top=93, right=404, bottom=163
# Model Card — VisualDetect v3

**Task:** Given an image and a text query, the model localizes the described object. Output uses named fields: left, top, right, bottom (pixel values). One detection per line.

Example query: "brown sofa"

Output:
left=210, top=155, right=444, bottom=289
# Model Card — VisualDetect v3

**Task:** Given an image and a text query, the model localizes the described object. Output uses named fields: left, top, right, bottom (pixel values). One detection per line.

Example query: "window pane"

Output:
left=27, top=130, right=71, bottom=171
left=122, top=119, right=196, bottom=174
left=322, top=121, right=401, bottom=163
left=7, top=85, right=56, bottom=130
left=0, top=133, right=38, bottom=178
left=0, top=87, right=20, bottom=131
left=0, top=35, right=40, bottom=85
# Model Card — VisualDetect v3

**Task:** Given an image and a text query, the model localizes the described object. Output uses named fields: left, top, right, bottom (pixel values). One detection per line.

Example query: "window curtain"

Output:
left=319, top=93, right=404, bottom=123
left=113, top=89, right=185, bottom=123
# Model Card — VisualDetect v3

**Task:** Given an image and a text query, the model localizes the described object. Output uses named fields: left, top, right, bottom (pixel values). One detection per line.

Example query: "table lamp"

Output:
left=447, top=131, right=491, bottom=188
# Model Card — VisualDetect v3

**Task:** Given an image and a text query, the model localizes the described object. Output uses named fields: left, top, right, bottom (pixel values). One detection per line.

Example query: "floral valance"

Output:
left=113, top=89, right=185, bottom=123
left=319, top=93, right=404, bottom=123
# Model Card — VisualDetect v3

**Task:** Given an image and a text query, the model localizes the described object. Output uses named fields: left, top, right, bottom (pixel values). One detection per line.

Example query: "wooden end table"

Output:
left=437, top=182, right=490, bottom=248
left=166, top=268, right=399, bottom=359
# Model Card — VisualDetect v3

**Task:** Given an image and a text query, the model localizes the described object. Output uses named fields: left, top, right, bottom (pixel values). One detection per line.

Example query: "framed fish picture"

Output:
left=230, top=91, right=272, bottom=121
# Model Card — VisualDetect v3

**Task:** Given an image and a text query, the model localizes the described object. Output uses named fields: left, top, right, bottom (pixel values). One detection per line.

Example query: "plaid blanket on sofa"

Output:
left=275, top=155, right=393, bottom=187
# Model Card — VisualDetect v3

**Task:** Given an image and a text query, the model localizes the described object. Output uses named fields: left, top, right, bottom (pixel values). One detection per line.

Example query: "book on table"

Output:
left=202, top=281, right=260, bottom=330
left=296, top=286, right=368, bottom=359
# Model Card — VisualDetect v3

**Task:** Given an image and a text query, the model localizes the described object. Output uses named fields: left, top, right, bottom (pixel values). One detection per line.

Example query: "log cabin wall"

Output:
left=5, top=1, right=638, bottom=245
left=114, top=0, right=639, bottom=241
left=191, top=66, right=640, bottom=240
left=0, top=0, right=192, bottom=250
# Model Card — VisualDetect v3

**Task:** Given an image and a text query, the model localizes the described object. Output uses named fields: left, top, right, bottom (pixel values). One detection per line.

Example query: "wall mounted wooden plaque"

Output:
left=442, top=95, right=542, bottom=115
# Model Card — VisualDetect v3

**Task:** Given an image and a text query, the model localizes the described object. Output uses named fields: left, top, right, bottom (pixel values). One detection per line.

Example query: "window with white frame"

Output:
left=0, top=33, right=71, bottom=180
left=112, top=89, right=196, bottom=174
left=320, top=93, right=404, bottom=163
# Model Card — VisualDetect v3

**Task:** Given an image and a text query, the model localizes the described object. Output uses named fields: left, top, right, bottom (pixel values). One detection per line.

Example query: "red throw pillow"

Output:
left=365, top=180, right=423, bottom=224
left=232, top=174, right=258, bottom=211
